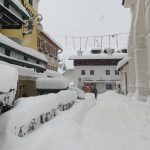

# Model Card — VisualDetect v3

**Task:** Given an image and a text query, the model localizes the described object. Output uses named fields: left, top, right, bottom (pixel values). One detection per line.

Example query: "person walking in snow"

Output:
left=91, top=85, right=98, bottom=99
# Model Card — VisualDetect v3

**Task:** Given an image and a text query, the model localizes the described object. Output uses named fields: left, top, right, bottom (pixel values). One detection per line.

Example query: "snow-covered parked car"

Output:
left=69, top=84, right=85, bottom=100
left=0, top=64, right=18, bottom=114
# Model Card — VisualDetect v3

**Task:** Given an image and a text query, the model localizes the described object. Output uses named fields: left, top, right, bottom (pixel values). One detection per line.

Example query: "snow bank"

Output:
left=69, top=85, right=85, bottom=99
left=46, top=69, right=62, bottom=78
left=82, top=91, right=150, bottom=150
left=0, top=90, right=78, bottom=135
left=36, top=77, right=69, bottom=89
left=58, top=90, right=77, bottom=105
left=0, top=64, right=18, bottom=93
left=0, top=61, right=35, bottom=77
left=0, top=94, right=59, bottom=128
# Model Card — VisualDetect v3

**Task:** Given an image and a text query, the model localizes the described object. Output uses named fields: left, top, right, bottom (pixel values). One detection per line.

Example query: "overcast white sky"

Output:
left=39, top=0, right=131, bottom=68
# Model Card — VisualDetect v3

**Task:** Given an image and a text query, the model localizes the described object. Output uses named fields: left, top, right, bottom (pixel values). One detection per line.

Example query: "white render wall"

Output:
left=124, top=0, right=150, bottom=100
left=63, top=69, right=74, bottom=83
left=73, top=65, right=120, bottom=94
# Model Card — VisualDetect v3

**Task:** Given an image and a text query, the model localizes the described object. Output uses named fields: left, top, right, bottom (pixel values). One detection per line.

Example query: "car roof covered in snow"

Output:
left=36, top=77, right=69, bottom=90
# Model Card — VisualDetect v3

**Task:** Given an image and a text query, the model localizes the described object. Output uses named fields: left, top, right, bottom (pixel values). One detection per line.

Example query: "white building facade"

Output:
left=70, top=52, right=126, bottom=94
left=122, top=0, right=150, bottom=100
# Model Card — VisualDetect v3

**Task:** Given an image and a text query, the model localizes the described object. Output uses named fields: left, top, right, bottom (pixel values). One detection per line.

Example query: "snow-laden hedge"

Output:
left=0, top=90, right=77, bottom=137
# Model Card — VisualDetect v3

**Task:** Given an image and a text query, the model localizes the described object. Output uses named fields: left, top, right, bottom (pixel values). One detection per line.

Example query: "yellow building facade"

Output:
left=0, top=0, right=40, bottom=50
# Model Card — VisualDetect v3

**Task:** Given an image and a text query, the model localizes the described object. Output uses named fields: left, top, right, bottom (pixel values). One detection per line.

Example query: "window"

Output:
left=5, top=50, right=10, bottom=56
left=106, top=84, right=112, bottom=90
left=24, top=56, right=28, bottom=61
left=0, top=47, right=5, bottom=55
left=90, top=70, right=94, bottom=75
left=4, top=1, right=9, bottom=8
left=106, top=70, right=110, bottom=75
left=115, top=70, right=119, bottom=75
left=28, top=58, right=36, bottom=64
left=29, top=0, right=33, bottom=6
left=81, top=70, right=85, bottom=75
left=10, top=51, right=24, bottom=60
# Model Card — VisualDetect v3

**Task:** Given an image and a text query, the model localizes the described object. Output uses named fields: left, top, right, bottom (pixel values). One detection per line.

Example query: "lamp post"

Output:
left=23, top=13, right=43, bottom=35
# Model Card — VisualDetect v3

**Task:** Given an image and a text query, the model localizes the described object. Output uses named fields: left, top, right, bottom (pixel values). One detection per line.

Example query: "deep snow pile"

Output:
left=0, top=90, right=77, bottom=134
left=82, top=91, right=150, bottom=150
left=1, top=91, right=150, bottom=150
left=0, top=93, right=95, bottom=150
left=0, top=64, right=18, bottom=114
left=58, top=90, right=77, bottom=105
left=0, top=64, right=18, bottom=93
left=69, top=84, right=85, bottom=99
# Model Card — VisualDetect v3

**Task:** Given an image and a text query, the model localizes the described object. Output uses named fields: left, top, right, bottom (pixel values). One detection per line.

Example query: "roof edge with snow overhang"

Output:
left=69, top=53, right=127, bottom=60
left=46, top=69, right=62, bottom=78
left=6, top=0, right=30, bottom=19
left=41, top=31, right=63, bottom=51
left=122, top=0, right=134, bottom=8
left=36, top=77, right=69, bottom=90
left=0, top=33, right=48, bottom=63
left=117, top=56, right=129, bottom=71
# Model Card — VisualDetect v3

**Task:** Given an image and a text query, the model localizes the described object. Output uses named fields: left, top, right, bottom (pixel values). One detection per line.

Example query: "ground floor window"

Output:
left=106, top=84, right=112, bottom=90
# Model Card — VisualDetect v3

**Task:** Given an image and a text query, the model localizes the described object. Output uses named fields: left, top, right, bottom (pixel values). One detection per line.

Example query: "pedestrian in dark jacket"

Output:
left=91, top=86, right=98, bottom=99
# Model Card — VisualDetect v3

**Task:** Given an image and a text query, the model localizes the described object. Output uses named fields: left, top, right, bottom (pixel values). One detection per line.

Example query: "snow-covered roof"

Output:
left=41, top=31, right=63, bottom=50
left=0, top=64, right=18, bottom=93
left=117, top=56, right=129, bottom=70
left=69, top=53, right=127, bottom=60
left=36, top=77, right=69, bottom=89
left=0, top=33, right=48, bottom=62
left=0, top=61, right=36, bottom=77
left=46, top=69, right=62, bottom=78
left=11, top=0, right=30, bottom=18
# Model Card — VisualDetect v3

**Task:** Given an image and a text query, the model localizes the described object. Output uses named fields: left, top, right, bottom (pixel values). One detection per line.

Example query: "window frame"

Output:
left=106, top=70, right=110, bottom=75
left=81, top=70, right=85, bottom=75
left=90, top=70, right=94, bottom=75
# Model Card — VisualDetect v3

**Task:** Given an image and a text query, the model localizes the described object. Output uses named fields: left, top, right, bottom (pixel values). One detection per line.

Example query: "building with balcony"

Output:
left=69, top=49, right=127, bottom=94
left=0, top=0, right=48, bottom=97
left=37, top=31, right=63, bottom=71
left=0, top=0, right=41, bottom=50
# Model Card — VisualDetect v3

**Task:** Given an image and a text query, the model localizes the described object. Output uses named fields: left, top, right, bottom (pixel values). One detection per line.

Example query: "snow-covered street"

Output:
left=1, top=91, right=150, bottom=150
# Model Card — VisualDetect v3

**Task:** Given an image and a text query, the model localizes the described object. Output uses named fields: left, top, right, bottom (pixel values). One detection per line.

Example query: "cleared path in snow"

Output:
left=1, top=94, right=96, bottom=150
left=81, top=91, right=150, bottom=150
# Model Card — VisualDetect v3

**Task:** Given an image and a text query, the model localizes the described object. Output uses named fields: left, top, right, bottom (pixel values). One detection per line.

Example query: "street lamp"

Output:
left=23, top=13, right=43, bottom=35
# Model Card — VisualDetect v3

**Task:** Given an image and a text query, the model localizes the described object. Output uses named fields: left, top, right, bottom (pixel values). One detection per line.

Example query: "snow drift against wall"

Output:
left=0, top=64, right=18, bottom=93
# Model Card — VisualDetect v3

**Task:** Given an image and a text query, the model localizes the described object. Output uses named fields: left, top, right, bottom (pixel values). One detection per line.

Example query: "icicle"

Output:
left=94, top=36, right=96, bottom=46
left=80, top=37, right=82, bottom=49
left=73, top=37, right=75, bottom=50
left=101, top=36, right=103, bottom=50
left=85, top=37, right=88, bottom=51
left=116, top=34, right=118, bottom=48
left=108, top=35, right=110, bottom=49
left=66, top=36, right=68, bottom=47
